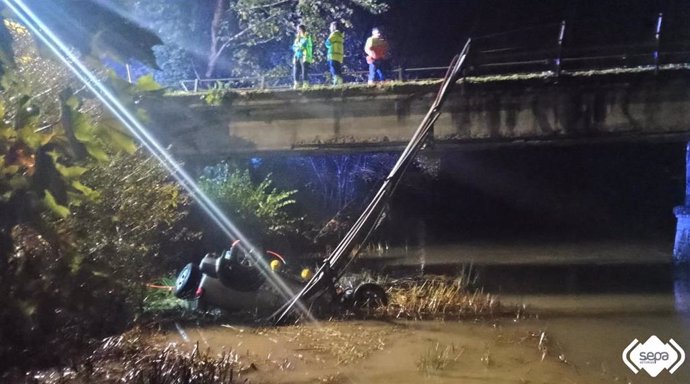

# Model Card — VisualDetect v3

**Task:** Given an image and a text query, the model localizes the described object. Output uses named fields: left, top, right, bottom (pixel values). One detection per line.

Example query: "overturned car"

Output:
left=173, top=240, right=388, bottom=316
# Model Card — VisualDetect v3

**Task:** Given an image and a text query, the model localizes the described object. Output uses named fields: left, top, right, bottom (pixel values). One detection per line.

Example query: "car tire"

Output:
left=174, top=263, right=201, bottom=299
left=215, top=244, right=265, bottom=292
left=353, top=283, right=388, bottom=310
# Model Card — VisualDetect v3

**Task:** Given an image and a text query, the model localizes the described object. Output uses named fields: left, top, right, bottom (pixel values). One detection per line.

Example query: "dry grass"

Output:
left=416, top=342, right=464, bottom=375
left=377, top=276, right=501, bottom=320
left=27, top=328, right=247, bottom=384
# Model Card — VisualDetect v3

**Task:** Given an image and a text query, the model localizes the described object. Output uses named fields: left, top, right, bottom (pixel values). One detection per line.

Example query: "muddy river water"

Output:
left=166, top=241, right=690, bottom=383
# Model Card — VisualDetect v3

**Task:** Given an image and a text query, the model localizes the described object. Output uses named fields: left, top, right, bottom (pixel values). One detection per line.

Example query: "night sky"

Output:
left=368, top=0, right=690, bottom=68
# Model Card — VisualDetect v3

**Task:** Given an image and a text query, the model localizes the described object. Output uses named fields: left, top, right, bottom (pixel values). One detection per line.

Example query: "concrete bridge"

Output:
left=146, top=68, right=690, bottom=159
left=143, top=68, right=690, bottom=263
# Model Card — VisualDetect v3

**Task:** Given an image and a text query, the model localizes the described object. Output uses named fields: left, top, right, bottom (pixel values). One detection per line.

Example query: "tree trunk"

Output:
left=206, top=0, right=228, bottom=78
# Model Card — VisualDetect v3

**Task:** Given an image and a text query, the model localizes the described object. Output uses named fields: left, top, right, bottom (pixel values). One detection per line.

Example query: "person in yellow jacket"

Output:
left=364, top=27, right=389, bottom=85
left=292, top=24, right=313, bottom=89
left=325, top=21, right=344, bottom=86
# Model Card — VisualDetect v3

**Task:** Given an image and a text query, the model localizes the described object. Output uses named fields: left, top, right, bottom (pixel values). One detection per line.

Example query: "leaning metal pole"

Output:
left=273, top=39, right=472, bottom=325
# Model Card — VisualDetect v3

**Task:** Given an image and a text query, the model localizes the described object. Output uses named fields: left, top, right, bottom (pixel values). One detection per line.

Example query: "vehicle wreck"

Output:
left=173, top=43, right=470, bottom=322
left=173, top=240, right=388, bottom=315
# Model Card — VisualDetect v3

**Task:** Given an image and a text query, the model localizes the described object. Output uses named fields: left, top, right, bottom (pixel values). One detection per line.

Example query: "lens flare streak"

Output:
left=3, top=0, right=315, bottom=323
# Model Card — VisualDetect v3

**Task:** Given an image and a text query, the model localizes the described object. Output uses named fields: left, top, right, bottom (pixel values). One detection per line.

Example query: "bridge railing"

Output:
left=466, top=13, right=690, bottom=76
left=178, top=67, right=456, bottom=92
left=178, top=12, right=690, bottom=93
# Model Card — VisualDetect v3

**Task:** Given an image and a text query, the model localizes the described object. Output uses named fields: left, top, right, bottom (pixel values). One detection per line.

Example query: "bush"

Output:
left=0, top=152, right=195, bottom=372
left=0, top=19, right=194, bottom=374
left=51, top=152, right=197, bottom=301
left=198, top=162, right=299, bottom=246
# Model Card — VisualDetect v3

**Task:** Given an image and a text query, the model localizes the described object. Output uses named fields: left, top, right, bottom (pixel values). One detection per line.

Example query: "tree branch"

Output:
left=212, top=40, right=233, bottom=62
left=248, top=36, right=276, bottom=46
left=244, top=0, right=294, bottom=11
left=220, top=12, right=280, bottom=44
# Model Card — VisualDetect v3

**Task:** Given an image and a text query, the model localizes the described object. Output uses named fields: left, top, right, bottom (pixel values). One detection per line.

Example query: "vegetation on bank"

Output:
left=0, top=17, right=194, bottom=373
left=0, top=111, right=194, bottom=370
left=198, top=162, right=299, bottom=245
left=0, top=15, right=306, bottom=378
left=25, top=328, right=245, bottom=384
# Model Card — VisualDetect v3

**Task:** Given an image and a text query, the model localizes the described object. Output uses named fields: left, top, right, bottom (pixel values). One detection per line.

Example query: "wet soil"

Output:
left=163, top=305, right=690, bottom=384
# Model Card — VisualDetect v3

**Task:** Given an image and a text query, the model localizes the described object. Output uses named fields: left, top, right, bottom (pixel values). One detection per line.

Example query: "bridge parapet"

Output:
left=146, top=69, right=690, bottom=159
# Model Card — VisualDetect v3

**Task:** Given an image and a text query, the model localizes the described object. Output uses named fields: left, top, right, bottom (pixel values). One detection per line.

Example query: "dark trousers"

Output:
left=368, top=60, right=386, bottom=82
left=293, top=59, right=309, bottom=84
left=328, top=60, right=342, bottom=81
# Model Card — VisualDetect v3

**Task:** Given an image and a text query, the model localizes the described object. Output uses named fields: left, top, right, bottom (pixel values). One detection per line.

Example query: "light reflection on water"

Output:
left=674, top=265, right=690, bottom=313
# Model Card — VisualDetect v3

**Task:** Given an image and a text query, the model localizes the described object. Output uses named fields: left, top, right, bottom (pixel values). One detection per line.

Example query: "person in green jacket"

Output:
left=325, top=21, right=344, bottom=85
left=292, top=24, right=313, bottom=89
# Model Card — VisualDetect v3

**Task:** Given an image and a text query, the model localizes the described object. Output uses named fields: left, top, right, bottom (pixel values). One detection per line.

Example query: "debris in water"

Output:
left=175, top=321, right=190, bottom=342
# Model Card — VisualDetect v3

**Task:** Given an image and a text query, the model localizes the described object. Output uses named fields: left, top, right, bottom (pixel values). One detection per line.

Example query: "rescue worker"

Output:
left=292, top=24, right=313, bottom=89
left=364, top=27, right=389, bottom=85
left=325, top=21, right=344, bottom=85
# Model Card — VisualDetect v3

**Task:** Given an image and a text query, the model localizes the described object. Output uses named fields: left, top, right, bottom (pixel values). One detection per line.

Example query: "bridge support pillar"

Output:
left=674, top=142, right=690, bottom=263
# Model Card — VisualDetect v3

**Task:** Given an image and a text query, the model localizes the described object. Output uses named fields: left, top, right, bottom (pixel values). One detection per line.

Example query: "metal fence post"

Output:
left=259, top=75, right=265, bottom=89
left=193, top=78, right=199, bottom=93
left=555, top=20, right=566, bottom=77
left=654, top=12, right=663, bottom=75
left=397, top=67, right=404, bottom=82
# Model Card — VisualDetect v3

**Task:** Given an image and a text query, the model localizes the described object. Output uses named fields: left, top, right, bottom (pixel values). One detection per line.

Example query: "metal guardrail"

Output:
left=178, top=13, right=690, bottom=93
left=178, top=66, right=451, bottom=92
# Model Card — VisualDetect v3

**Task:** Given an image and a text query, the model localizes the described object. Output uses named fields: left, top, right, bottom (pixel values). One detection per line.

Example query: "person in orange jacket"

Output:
left=364, top=27, right=389, bottom=84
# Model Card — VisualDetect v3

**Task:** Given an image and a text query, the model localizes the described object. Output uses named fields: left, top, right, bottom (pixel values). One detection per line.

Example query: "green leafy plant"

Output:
left=0, top=17, right=191, bottom=372
left=142, top=276, right=186, bottom=314
left=50, top=152, right=195, bottom=293
left=203, top=81, right=234, bottom=105
left=199, top=162, right=299, bottom=243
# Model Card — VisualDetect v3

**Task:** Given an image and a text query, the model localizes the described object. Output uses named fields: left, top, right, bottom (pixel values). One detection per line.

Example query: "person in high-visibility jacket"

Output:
left=292, top=24, right=313, bottom=89
left=325, top=21, right=344, bottom=86
left=364, top=27, right=389, bottom=85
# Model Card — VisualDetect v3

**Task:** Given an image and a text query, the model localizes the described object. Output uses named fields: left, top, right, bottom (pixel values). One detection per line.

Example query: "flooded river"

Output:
left=165, top=241, right=690, bottom=383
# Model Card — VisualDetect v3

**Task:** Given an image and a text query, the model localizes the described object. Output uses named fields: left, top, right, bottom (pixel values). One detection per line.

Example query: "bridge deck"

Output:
left=145, top=67, right=690, bottom=158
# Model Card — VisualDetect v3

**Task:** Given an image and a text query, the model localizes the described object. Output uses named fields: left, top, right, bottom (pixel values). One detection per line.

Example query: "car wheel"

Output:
left=174, top=263, right=201, bottom=299
left=216, top=244, right=265, bottom=292
left=353, top=283, right=388, bottom=310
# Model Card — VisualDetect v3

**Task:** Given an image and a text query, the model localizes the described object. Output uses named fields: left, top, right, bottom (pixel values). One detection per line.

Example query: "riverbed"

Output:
left=165, top=307, right=689, bottom=383
left=164, top=240, right=690, bottom=383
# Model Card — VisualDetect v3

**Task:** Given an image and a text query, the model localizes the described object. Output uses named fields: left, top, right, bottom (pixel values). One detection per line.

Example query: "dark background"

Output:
left=255, top=142, right=686, bottom=250
left=386, top=142, right=685, bottom=245
left=364, top=0, right=690, bottom=69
